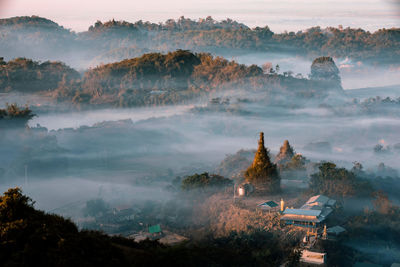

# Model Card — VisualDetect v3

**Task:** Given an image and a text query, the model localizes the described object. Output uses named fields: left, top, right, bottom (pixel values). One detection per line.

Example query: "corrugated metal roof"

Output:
left=306, top=195, right=330, bottom=205
left=327, top=225, right=346, bottom=234
left=283, top=208, right=321, bottom=216
left=258, top=201, right=278, bottom=208
left=281, top=215, right=320, bottom=223
left=149, top=224, right=162, bottom=234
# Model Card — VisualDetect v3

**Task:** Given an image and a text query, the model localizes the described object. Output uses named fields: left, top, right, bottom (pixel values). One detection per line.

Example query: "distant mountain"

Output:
left=0, top=15, right=66, bottom=30
left=0, top=16, right=399, bottom=68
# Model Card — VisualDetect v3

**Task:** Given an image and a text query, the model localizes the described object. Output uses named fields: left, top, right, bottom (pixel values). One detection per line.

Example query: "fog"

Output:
left=29, top=105, right=195, bottom=130
left=232, top=52, right=400, bottom=90
left=1, top=64, right=400, bottom=267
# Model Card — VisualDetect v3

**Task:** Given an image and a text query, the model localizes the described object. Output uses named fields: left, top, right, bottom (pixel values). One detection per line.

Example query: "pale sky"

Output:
left=0, top=0, right=399, bottom=32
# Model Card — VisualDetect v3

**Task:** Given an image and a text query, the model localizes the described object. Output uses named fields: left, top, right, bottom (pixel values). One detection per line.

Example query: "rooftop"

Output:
left=258, top=200, right=278, bottom=209
left=281, top=195, right=336, bottom=223
left=300, top=250, right=326, bottom=265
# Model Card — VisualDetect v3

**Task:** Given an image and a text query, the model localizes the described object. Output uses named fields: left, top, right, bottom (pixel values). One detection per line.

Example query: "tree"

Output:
left=0, top=103, right=35, bottom=128
left=0, top=187, right=35, bottom=223
left=245, top=132, right=280, bottom=193
left=0, top=187, right=131, bottom=266
left=284, top=154, right=308, bottom=170
left=309, top=162, right=371, bottom=197
left=181, top=172, right=233, bottom=191
left=372, top=191, right=392, bottom=214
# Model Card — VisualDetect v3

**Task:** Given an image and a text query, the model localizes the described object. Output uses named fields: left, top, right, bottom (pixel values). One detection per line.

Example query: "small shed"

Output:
left=258, top=201, right=279, bottom=212
left=300, top=250, right=326, bottom=265
left=149, top=224, right=162, bottom=234
left=327, top=226, right=346, bottom=236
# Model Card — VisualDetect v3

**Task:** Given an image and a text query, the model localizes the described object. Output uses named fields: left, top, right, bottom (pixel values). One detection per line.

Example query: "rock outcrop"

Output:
left=310, top=56, right=342, bottom=90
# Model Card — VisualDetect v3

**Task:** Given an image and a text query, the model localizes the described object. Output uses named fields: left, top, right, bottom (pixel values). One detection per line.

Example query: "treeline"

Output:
left=0, top=57, right=79, bottom=92
left=0, top=16, right=399, bottom=65
left=0, top=188, right=297, bottom=266
left=0, top=103, right=35, bottom=128
left=1, top=51, right=339, bottom=108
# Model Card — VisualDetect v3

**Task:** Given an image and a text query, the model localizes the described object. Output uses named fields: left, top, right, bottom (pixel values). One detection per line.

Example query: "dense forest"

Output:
left=0, top=57, right=79, bottom=92
left=0, top=187, right=299, bottom=267
left=0, top=51, right=342, bottom=108
left=0, top=16, right=399, bottom=67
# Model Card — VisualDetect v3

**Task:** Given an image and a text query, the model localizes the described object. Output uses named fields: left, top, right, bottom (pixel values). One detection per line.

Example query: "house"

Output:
left=280, top=195, right=336, bottom=228
left=148, top=224, right=163, bottom=239
left=258, top=200, right=279, bottom=212
left=300, top=250, right=326, bottom=265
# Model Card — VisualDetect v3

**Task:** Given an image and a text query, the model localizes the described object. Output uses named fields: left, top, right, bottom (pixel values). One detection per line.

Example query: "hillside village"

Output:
left=1, top=105, right=400, bottom=266
left=53, top=132, right=393, bottom=267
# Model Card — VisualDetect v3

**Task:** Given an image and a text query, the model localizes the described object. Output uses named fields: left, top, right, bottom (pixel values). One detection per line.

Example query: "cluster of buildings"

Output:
left=255, top=195, right=343, bottom=266
left=280, top=195, right=336, bottom=230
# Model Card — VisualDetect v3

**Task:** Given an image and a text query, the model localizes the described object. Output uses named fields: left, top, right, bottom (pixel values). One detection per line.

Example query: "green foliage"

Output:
left=0, top=188, right=300, bottom=266
left=73, top=50, right=264, bottom=107
left=0, top=49, right=341, bottom=109
left=215, top=149, right=254, bottom=178
left=0, top=103, right=35, bottom=128
left=346, top=202, right=400, bottom=265
left=181, top=172, right=233, bottom=191
left=0, top=103, right=34, bottom=119
left=0, top=57, right=80, bottom=93
left=0, top=188, right=129, bottom=266
left=1, top=16, right=400, bottom=64
left=281, top=154, right=309, bottom=171
left=245, top=133, right=280, bottom=193
left=309, top=162, right=372, bottom=197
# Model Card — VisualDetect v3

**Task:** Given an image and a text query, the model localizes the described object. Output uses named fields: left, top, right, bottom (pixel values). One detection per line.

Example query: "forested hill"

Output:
left=0, top=51, right=342, bottom=108
left=0, top=57, right=80, bottom=93
left=0, top=16, right=399, bottom=67
left=0, top=15, right=66, bottom=29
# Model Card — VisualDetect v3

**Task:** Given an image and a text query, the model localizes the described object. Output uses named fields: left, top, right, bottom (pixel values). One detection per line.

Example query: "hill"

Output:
left=0, top=57, right=80, bottom=93
left=0, top=50, right=342, bottom=108
left=0, top=187, right=300, bottom=267
left=1, top=16, right=399, bottom=67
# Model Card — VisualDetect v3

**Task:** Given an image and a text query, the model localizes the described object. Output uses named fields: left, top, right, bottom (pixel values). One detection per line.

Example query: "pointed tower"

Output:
left=251, top=132, right=272, bottom=167
left=245, top=132, right=280, bottom=193
left=275, top=140, right=295, bottom=165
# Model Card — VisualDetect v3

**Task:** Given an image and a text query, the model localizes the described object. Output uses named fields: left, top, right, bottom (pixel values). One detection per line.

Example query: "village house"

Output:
left=280, top=195, right=337, bottom=229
